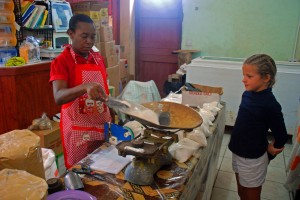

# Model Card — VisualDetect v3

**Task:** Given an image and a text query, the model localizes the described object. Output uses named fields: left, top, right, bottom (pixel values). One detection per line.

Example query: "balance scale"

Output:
left=116, top=101, right=202, bottom=185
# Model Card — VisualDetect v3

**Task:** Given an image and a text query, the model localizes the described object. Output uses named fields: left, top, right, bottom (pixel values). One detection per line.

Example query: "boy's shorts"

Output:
left=232, top=152, right=268, bottom=188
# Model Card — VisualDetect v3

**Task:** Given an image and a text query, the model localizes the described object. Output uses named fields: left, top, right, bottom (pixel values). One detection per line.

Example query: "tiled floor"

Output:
left=211, top=131, right=295, bottom=200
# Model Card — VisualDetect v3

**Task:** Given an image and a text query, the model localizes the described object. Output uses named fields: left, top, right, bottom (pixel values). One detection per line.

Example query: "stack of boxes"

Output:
left=31, top=121, right=66, bottom=176
left=0, top=0, right=18, bottom=66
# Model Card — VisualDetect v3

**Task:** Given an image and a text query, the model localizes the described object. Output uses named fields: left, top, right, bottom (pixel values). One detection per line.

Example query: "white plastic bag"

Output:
left=42, top=148, right=58, bottom=180
left=168, top=138, right=201, bottom=163
left=199, top=108, right=215, bottom=122
left=186, top=129, right=207, bottom=147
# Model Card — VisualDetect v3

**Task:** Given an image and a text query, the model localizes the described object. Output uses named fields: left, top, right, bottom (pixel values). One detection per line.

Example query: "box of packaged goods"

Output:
left=119, top=59, right=128, bottom=79
left=99, top=16, right=109, bottom=27
left=95, top=29, right=101, bottom=43
left=104, top=54, right=119, bottom=68
left=32, top=121, right=63, bottom=156
left=100, top=40, right=115, bottom=57
left=181, top=84, right=223, bottom=107
left=71, top=1, right=102, bottom=11
left=106, top=64, right=120, bottom=96
left=119, top=74, right=134, bottom=94
left=115, top=45, right=120, bottom=61
left=100, top=26, right=113, bottom=42
left=0, top=47, right=17, bottom=67
left=75, top=11, right=100, bottom=21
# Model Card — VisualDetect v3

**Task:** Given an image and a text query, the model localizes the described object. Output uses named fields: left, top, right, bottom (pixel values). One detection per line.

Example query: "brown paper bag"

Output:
left=0, top=169, right=48, bottom=200
left=0, top=129, right=45, bottom=179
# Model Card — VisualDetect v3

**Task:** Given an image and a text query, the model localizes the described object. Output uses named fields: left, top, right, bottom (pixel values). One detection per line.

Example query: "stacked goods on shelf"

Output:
left=22, top=1, right=49, bottom=29
left=0, top=0, right=18, bottom=66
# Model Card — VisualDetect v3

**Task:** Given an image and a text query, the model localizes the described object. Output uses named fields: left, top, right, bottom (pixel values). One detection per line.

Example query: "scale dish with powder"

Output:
left=116, top=101, right=202, bottom=185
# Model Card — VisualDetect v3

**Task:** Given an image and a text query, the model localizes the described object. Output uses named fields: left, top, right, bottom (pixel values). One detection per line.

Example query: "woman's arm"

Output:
left=52, top=80, right=108, bottom=105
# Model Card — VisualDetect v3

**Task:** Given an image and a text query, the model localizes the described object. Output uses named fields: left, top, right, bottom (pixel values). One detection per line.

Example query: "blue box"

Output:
left=0, top=47, right=17, bottom=67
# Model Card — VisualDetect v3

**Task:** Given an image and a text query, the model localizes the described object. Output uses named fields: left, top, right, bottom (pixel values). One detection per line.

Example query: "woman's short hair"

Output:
left=68, top=14, right=94, bottom=32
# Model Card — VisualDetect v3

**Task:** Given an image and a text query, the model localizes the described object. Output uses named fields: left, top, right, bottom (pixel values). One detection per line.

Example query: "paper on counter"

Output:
left=90, top=145, right=133, bottom=174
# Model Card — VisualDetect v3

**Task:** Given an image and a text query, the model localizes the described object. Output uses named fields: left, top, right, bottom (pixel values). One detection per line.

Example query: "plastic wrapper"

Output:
left=0, top=129, right=45, bottom=179
left=186, top=129, right=207, bottom=147
left=202, top=101, right=221, bottom=116
left=199, top=108, right=215, bottom=122
left=168, top=138, right=201, bottom=163
left=119, top=101, right=160, bottom=125
left=116, top=80, right=161, bottom=122
left=75, top=143, right=193, bottom=199
left=162, top=92, right=182, bottom=104
left=28, top=112, right=52, bottom=130
left=19, top=36, right=40, bottom=64
left=0, top=169, right=48, bottom=200
left=42, top=148, right=58, bottom=180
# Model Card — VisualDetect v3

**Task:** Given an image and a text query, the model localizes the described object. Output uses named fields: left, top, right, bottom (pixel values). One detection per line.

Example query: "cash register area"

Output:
left=211, top=129, right=293, bottom=200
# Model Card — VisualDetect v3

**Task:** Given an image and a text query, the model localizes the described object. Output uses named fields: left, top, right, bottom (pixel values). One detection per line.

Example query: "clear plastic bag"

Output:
left=28, top=113, right=52, bottom=130
left=19, top=36, right=40, bottom=64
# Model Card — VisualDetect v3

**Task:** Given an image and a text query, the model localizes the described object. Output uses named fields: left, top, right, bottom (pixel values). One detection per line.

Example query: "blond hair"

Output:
left=244, top=54, right=277, bottom=87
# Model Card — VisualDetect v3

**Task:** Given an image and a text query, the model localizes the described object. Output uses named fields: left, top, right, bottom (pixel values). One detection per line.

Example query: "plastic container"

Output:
left=0, top=0, right=14, bottom=12
left=0, top=47, right=17, bottom=67
left=0, top=23, right=16, bottom=35
left=0, top=11, right=15, bottom=23
left=0, top=34, right=17, bottom=47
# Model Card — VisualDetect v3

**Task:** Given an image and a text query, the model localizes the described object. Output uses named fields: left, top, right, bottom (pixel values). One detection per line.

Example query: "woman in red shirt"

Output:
left=49, top=14, right=111, bottom=168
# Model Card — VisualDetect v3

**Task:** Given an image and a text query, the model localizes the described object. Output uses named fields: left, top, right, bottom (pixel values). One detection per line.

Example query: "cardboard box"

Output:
left=100, top=26, right=113, bottom=42
left=181, top=84, right=223, bottom=107
left=32, top=121, right=63, bottom=156
left=75, top=11, right=101, bottom=21
left=96, top=16, right=109, bottom=27
left=71, top=1, right=108, bottom=11
left=99, top=8, right=109, bottom=18
left=119, top=74, right=134, bottom=94
left=106, top=65, right=120, bottom=96
left=119, top=59, right=128, bottom=79
left=100, top=40, right=115, bottom=57
left=104, top=54, right=119, bottom=68
left=95, top=29, right=101, bottom=43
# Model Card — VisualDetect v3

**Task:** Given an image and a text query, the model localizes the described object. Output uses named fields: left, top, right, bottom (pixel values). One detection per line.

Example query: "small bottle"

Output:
left=47, top=178, right=63, bottom=194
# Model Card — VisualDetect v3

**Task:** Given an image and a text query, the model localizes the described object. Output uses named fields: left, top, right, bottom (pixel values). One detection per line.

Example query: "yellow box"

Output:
left=99, top=8, right=108, bottom=18
left=76, top=11, right=100, bottom=21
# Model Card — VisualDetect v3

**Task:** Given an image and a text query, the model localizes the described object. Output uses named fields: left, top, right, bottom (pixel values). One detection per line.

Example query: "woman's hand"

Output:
left=267, top=141, right=284, bottom=156
left=85, top=82, right=108, bottom=102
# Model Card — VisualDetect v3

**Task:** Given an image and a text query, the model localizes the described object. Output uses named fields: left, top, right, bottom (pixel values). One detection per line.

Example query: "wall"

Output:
left=181, top=0, right=300, bottom=61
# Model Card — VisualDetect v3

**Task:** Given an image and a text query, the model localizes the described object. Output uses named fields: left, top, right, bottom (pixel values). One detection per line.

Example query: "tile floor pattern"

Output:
left=211, top=132, right=294, bottom=200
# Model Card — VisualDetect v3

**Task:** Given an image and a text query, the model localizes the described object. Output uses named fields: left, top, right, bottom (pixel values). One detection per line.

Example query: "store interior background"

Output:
left=120, top=0, right=300, bottom=77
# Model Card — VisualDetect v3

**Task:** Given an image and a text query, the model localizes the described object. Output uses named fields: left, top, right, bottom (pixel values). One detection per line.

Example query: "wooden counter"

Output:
left=0, top=61, right=61, bottom=134
left=72, top=104, right=226, bottom=200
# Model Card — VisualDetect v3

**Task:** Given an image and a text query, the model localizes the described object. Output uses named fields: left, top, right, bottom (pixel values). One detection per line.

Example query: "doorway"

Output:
left=135, top=0, right=183, bottom=97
